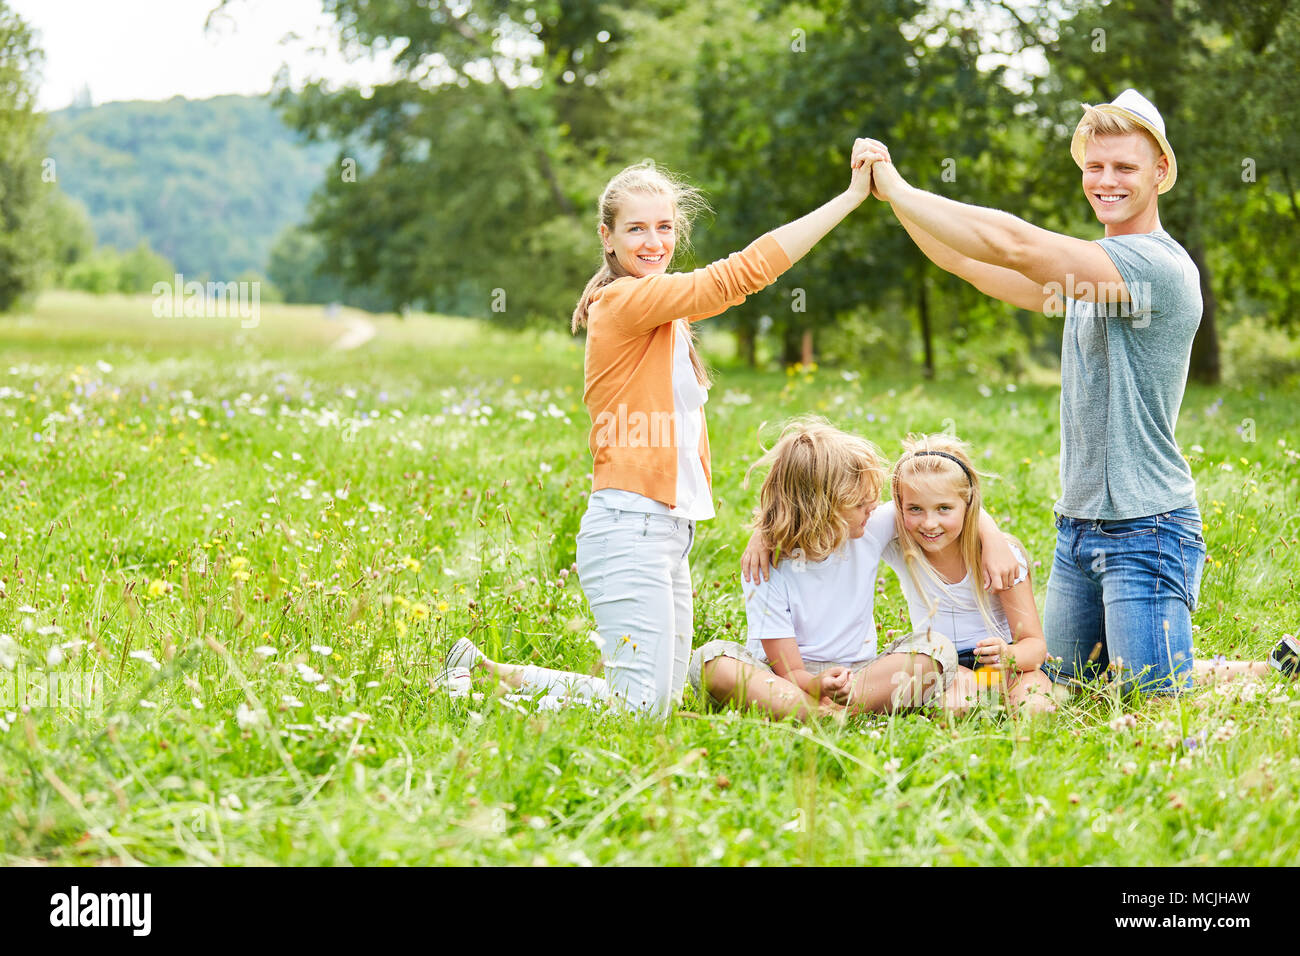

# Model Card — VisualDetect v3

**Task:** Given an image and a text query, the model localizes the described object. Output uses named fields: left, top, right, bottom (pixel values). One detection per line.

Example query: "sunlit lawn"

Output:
left=0, top=291, right=1297, bottom=865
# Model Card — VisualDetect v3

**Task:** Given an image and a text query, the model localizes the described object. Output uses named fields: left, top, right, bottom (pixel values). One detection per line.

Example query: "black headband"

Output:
left=904, top=450, right=974, bottom=487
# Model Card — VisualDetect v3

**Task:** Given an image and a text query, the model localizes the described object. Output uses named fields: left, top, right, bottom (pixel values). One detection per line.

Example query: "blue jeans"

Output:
left=1042, top=507, right=1206, bottom=696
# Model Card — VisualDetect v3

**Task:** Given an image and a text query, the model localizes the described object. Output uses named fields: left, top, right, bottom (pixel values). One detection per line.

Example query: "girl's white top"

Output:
left=589, top=320, right=714, bottom=521
left=742, top=502, right=897, bottom=666
left=881, top=536, right=1028, bottom=653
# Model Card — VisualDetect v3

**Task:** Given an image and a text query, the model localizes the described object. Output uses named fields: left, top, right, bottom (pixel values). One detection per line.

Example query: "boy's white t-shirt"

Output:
left=742, top=501, right=896, bottom=665
left=880, top=538, right=1028, bottom=653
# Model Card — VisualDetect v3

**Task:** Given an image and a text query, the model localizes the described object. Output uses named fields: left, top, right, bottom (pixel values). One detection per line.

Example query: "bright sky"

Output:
left=10, top=0, right=401, bottom=112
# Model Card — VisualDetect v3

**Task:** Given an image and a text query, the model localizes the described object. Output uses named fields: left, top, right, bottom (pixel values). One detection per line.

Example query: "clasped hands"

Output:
left=848, top=137, right=903, bottom=202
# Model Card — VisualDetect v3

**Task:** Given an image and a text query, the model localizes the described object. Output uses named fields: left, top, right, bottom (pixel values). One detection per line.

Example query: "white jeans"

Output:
left=575, top=502, right=695, bottom=719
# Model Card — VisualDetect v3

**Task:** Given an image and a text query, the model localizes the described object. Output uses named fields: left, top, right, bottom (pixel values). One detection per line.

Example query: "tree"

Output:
left=693, top=0, right=1030, bottom=374
left=39, top=192, right=96, bottom=286
left=267, top=223, right=394, bottom=312
left=0, top=1, right=47, bottom=311
left=265, top=0, right=652, bottom=322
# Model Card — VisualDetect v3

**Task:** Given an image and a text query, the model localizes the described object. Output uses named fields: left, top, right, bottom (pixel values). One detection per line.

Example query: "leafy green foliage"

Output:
left=63, top=241, right=176, bottom=295
left=0, top=1, right=47, bottom=312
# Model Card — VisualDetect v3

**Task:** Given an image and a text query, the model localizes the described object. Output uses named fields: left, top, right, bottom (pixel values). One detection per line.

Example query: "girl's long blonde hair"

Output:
left=571, top=161, right=712, bottom=385
left=890, top=433, right=1006, bottom=638
left=747, top=418, right=888, bottom=565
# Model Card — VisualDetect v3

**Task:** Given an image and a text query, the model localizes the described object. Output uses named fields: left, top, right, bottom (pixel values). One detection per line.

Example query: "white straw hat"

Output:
left=1070, top=88, right=1177, bottom=194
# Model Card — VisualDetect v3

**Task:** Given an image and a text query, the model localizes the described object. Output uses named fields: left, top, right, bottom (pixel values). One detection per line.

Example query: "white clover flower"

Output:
left=0, top=635, right=18, bottom=671
left=311, top=644, right=332, bottom=656
left=129, top=649, right=162, bottom=671
left=295, top=662, right=325, bottom=684
left=235, top=703, right=266, bottom=729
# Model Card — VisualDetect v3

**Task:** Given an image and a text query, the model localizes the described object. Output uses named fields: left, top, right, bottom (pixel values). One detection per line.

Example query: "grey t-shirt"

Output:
left=1056, top=229, right=1201, bottom=520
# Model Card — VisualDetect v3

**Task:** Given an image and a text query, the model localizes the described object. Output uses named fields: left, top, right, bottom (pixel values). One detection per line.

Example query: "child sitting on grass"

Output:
left=690, top=419, right=1019, bottom=719
left=884, top=434, right=1054, bottom=713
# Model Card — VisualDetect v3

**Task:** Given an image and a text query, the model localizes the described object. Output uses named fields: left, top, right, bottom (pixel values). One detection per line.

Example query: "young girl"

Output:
left=885, top=434, right=1054, bottom=713
left=446, top=151, right=882, bottom=717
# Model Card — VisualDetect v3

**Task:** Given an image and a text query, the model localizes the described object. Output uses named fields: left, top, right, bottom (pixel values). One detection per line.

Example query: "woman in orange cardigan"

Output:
left=444, top=151, right=888, bottom=714
left=564, top=153, right=884, bottom=718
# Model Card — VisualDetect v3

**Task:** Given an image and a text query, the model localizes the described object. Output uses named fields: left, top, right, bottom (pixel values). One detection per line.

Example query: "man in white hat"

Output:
left=852, top=90, right=1204, bottom=696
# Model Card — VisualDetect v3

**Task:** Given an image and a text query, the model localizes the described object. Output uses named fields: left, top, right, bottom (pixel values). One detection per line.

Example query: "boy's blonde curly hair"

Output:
left=747, top=418, right=887, bottom=564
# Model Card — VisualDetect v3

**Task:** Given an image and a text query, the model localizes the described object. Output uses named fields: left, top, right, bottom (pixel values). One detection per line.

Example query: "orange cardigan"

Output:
left=582, top=234, right=792, bottom=507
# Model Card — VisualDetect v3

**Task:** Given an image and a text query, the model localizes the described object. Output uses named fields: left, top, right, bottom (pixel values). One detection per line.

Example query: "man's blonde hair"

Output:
left=1074, top=105, right=1163, bottom=161
left=747, top=418, right=887, bottom=564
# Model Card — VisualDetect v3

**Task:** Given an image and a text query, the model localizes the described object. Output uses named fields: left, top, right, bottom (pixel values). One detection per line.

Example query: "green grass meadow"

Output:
left=2, top=291, right=1298, bottom=865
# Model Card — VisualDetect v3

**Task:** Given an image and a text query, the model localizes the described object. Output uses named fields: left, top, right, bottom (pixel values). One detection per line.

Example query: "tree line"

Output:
left=268, top=0, right=1300, bottom=382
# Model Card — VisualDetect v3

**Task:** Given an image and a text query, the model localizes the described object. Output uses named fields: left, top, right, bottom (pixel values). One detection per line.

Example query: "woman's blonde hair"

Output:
left=571, top=161, right=712, bottom=385
left=890, top=433, right=1005, bottom=638
left=747, top=418, right=888, bottom=564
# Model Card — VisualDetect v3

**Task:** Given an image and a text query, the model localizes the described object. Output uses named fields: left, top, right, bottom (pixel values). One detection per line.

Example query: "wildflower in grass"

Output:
left=311, top=644, right=332, bottom=656
left=296, top=662, right=325, bottom=684
left=437, top=601, right=449, bottom=614
left=254, top=646, right=276, bottom=657
left=147, top=579, right=169, bottom=599
left=402, top=556, right=421, bottom=572
left=0, top=635, right=16, bottom=670
left=281, top=694, right=304, bottom=709
left=130, top=649, right=161, bottom=671
left=409, top=603, right=430, bottom=621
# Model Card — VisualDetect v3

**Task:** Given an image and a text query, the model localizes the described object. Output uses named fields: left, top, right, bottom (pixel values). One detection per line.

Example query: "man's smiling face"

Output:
left=1081, top=132, right=1169, bottom=232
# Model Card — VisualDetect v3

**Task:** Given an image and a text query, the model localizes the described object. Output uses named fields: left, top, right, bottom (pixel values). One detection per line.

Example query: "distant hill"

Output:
left=47, top=95, right=343, bottom=282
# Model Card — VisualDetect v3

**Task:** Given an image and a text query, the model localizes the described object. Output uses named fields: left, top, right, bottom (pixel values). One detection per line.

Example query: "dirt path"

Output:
left=331, top=315, right=376, bottom=351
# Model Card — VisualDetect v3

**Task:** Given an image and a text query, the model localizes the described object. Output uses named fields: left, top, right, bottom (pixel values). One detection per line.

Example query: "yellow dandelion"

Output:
left=437, top=601, right=449, bottom=614
left=147, top=579, right=168, bottom=599
left=402, top=556, right=421, bottom=572
left=409, top=603, right=430, bottom=621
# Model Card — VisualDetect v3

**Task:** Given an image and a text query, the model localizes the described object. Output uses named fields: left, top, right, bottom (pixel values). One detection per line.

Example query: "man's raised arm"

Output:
left=855, top=141, right=1127, bottom=305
